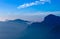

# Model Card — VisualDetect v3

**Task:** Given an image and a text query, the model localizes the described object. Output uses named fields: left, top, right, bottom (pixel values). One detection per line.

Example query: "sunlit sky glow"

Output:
left=0, top=0, right=60, bottom=21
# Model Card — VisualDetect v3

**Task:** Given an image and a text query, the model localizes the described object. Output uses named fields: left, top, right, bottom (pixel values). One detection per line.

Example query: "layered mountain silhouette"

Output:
left=0, top=14, right=60, bottom=39
left=0, top=19, right=29, bottom=39
left=19, top=14, right=60, bottom=39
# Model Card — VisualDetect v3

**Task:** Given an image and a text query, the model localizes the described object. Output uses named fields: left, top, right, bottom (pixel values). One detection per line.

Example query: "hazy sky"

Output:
left=0, top=0, right=60, bottom=21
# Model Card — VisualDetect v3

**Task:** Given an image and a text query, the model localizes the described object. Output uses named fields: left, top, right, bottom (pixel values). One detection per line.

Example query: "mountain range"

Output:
left=0, top=14, right=60, bottom=39
left=19, top=14, right=60, bottom=39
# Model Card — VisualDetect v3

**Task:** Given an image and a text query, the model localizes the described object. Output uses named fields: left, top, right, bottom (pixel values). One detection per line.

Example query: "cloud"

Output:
left=1, top=11, right=60, bottom=22
left=17, top=0, right=51, bottom=9
left=40, top=0, right=51, bottom=3
left=17, top=1, right=40, bottom=9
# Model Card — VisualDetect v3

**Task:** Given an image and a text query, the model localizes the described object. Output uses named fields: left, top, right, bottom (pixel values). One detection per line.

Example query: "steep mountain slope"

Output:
left=20, top=14, right=60, bottom=39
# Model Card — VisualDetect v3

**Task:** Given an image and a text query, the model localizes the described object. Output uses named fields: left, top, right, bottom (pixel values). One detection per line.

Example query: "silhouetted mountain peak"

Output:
left=43, top=14, right=60, bottom=24
left=13, top=19, right=28, bottom=22
left=47, top=14, right=55, bottom=16
left=44, top=14, right=58, bottom=20
left=6, top=19, right=29, bottom=23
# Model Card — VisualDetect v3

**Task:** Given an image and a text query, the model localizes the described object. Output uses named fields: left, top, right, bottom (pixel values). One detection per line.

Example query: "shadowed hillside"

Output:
left=19, top=14, right=60, bottom=39
left=0, top=14, right=60, bottom=39
left=0, top=19, right=29, bottom=39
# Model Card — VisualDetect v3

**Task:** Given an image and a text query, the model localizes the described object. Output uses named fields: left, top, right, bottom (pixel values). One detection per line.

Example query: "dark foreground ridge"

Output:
left=0, top=14, right=60, bottom=39
left=20, top=14, right=60, bottom=39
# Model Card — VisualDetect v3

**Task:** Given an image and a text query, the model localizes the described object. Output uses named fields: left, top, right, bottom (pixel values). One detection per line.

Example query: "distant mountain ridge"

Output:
left=0, top=18, right=29, bottom=39
left=0, top=14, right=60, bottom=39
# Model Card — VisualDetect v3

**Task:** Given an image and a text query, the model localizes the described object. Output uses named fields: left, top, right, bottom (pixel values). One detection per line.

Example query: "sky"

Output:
left=0, top=0, right=60, bottom=22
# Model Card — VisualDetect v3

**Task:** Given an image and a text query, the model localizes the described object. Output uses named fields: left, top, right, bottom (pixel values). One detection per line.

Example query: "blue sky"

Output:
left=0, top=0, right=60, bottom=21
